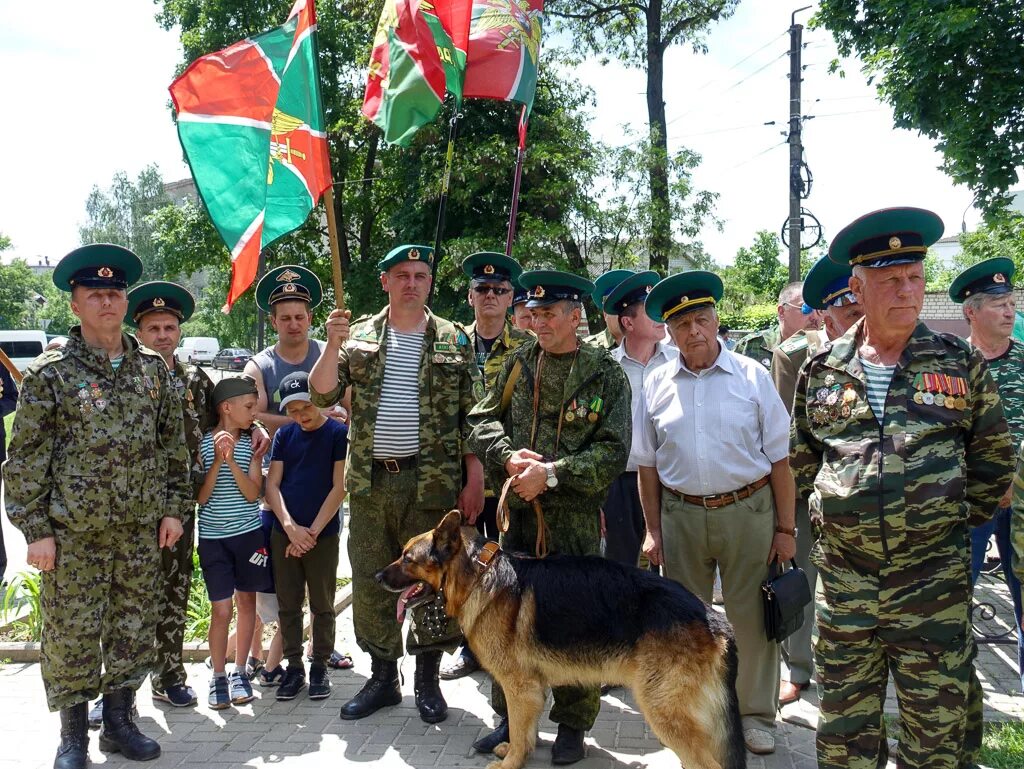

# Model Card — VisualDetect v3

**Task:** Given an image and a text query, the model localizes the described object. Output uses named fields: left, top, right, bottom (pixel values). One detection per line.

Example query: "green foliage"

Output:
left=980, top=720, right=1024, bottom=769
left=0, top=260, right=45, bottom=329
left=813, top=1, right=1024, bottom=216
left=718, top=303, right=778, bottom=334
left=720, top=231, right=788, bottom=310
left=0, top=232, right=11, bottom=253
left=185, top=550, right=211, bottom=642
left=1, top=571, right=44, bottom=642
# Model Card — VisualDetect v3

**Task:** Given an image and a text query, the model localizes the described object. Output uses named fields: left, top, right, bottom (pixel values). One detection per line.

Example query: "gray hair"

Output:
left=778, top=281, right=803, bottom=305
left=962, top=292, right=989, bottom=320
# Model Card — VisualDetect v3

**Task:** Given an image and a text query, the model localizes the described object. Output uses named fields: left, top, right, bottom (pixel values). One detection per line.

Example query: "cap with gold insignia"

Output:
left=53, top=243, right=143, bottom=292
left=511, top=284, right=529, bottom=307
left=212, top=375, right=259, bottom=408
left=802, top=256, right=858, bottom=311
left=377, top=244, right=434, bottom=272
left=592, top=269, right=635, bottom=303
left=518, top=269, right=595, bottom=308
left=645, top=270, right=723, bottom=323
left=125, top=281, right=196, bottom=328
left=603, top=270, right=660, bottom=315
left=949, top=256, right=1016, bottom=303
left=462, top=252, right=523, bottom=284
left=828, top=207, right=944, bottom=269
left=255, top=264, right=323, bottom=313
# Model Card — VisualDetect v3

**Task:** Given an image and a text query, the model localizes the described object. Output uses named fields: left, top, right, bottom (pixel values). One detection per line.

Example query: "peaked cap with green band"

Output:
left=604, top=270, right=660, bottom=315
left=518, top=269, right=594, bottom=308
left=949, top=257, right=1016, bottom=303
left=592, top=269, right=636, bottom=300
left=255, top=264, right=323, bottom=312
left=828, top=207, right=944, bottom=269
left=377, top=244, right=434, bottom=272
left=126, top=281, right=196, bottom=328
left=461, top=251, right=523, bottom=283
left=645, top=270, right=723, bottom=323
left=53, top=243, right=143, bottom=292
left=803, top=256, right=857, bottom=311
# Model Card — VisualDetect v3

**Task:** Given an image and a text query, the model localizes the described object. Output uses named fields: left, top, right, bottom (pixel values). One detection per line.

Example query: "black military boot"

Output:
left=338, top=656, right=402, bottom=720
left=413, top=651, right=448, bottom=723
left=98, top=688, right=160, bottom=761
left=551, top=724, right=586, bottom=765
left=473, top=717, right=510, bottom=754
left=54, top=702, right=89, bottom=769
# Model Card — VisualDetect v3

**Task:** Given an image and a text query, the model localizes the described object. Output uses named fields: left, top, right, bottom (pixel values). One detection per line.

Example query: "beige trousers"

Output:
left=661, top=484, right=779, bottom=731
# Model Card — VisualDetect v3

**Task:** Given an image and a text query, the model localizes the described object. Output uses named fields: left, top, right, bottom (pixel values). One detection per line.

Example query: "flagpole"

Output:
left=427, top=107, right=462, bottom=309
left=505, top=107, right=529, bottom=256
left=323, top=186, right=346, bottom=310
left=256, top=249, right=267, bottom=351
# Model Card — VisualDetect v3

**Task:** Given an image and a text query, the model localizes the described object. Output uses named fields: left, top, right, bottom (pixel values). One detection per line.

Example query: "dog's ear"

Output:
left=431, top=510, right=463, bottom=561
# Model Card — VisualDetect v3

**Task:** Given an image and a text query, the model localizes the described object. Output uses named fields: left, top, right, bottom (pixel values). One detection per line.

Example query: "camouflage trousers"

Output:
left=41, top=523, right=161, bottom=711
left=348, top=465, right=461, bottom=661
left=813, top=542, right=975, bottom=769
left=491, top=497, right=602, bottom=732
left=151, top=512, right=195, bottom=690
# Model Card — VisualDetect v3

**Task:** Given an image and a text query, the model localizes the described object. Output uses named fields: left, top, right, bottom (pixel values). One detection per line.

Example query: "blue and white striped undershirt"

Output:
left=372, top=328, right=424, bottom=458
left=859, top=358, right=896, bottom=424
left=198, top=432, right=261, bottom=539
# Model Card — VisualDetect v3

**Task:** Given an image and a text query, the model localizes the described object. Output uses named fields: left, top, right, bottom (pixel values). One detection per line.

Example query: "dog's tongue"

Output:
left=396, top=584, right=419, bottom=623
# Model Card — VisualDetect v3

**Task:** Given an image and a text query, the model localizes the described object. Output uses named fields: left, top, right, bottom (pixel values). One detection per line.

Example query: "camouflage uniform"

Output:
left=582, top=326, right=617, bottom=349
left=467, top=319, right=532, bottom=394
left=790, top=320, right=1014, bottom=769
left=3, top=328, right=191, bottom=711
left=151, top=361, right=215, bottom=691
left=468, top=338, right=631, bottom=730
left=733, top=323, right=781, bottom=369
left=310, top=306, right=479, bottom=660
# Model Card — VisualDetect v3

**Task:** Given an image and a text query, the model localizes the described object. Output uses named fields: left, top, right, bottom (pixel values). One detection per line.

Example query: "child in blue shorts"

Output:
left=197, top=376, right=271, bottom=709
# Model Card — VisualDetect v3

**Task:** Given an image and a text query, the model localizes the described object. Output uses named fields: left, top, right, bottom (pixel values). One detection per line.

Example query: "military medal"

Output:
left=588, top=396, right=603, bottom=423
left=816, top=387, right=829, bottom=403
left=825, top=391, right=838, bottom=406
left=842, top=386, right=857, bottom=404
left=95, top=399, right=106, bottom=410
left=825, top=373, right=835, bottom=386
left=588, top=412, right=598, bottom=423
left=934, top=392, right=945, bottom=407
left=840, top=404, right=851, bottom=418
left=434, top=353, right=444, bottom=363
left=565, top=411, right=575, bottom=423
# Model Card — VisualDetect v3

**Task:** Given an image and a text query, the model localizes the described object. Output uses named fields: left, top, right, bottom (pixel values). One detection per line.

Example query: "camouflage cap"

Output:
left=377, top=244, right=434, bottom=272
left=125, top=281, right=196, bottom=328
left=212, top=375, right=258, bottom=407
left=53, top=243, right=143, bottom=292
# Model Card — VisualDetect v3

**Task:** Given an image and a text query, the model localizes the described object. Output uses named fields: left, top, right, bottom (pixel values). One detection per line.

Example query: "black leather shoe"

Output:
left=308, top=664, right=331, bottom=700
left=276, top=665, right=306, bottom=701
left=413, top=651, right=448, bottom=723
left=339, top=656, right=402, bottom=720
left=98, top=688, right=160, bottom=761
left=551, top=724, right=586, bottom=765
left=54, top=703, right=89, bottom=769
left=472, top=717, right=510, bottom=754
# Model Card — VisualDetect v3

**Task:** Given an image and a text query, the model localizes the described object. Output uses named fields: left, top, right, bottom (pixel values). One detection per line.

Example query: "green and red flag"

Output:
left=463, top=0, right=544, bottom=113
left=363, top=0, right=472, bottom=146
left=169, top=0, right=331, bottom=311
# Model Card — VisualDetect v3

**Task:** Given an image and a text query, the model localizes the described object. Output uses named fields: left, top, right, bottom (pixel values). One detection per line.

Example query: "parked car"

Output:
left=0, top=330, right=47, bottom=372
left=175, top=336, right=220, bottom=365
left=212, top=348, right=254, bottom=371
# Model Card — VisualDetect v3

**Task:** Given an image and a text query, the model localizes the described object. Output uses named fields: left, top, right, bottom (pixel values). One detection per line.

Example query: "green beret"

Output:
left=592, top=269, right=635, bottom=300
left=53, top=244, right=143, bottom=293
left=126, top=281, right=196, bottom=328
left=802, top=256, right=857, bottom=311
left=645, top=271, right=723, bottom=323
left=255, top=265, right=323, bottom=313
left=212, top=375, right=259, bottom=407
left=461, top=252, right=523, bottom=283
left=949, top=257, right=1016, bottom=303
left=377, top=244, right=434, bottom=272
left=828, top=207, right=943, bottom=269
left=603, top=271, right=660, bottom=315
left=518, top=270, right=595, bottom=308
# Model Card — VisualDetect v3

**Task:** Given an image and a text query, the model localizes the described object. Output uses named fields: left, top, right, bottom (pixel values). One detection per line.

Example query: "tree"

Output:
left=814, top=1, right=1024, bottom=216
left=79, top=165, right=171, bottom=280
left=547, top=0, right=738, bottom=272
left=719, top=230, right=787, bottom=310
left=0, top=260, right=44, bottom=329
left=0, top=232, right=11, bottom=253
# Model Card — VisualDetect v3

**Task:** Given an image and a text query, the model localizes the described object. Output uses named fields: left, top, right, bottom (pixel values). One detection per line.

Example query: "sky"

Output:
left=0, top=0, right=990, bottom=270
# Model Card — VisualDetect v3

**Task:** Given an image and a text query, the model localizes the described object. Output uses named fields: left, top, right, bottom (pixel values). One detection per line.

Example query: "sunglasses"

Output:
left=473, top=285, right=512, bottom=296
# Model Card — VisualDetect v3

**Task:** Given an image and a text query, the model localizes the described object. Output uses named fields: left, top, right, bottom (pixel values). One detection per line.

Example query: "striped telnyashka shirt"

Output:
left=860, top=358, right=896, bottom=425
left=198, top=432, right=261, bottom=539
left=372, top=329, right=424, bottom=458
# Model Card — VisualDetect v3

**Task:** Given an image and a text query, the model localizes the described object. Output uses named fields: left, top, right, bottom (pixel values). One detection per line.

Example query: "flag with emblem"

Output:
left=463, top=0, right=544, bottom=113
left=169, top=0, right=332, bottom=311
left=362, top=0, right=472, bottom=147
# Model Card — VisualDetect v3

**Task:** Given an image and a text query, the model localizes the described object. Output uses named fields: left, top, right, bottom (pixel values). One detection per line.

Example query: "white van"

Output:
left=0, top=330, right=47, bottom=372
left=175, top=337, right=220, bottom=365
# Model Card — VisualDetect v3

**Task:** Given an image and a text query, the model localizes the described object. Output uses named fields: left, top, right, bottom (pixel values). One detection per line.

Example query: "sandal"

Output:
left=307, top=650, right=354, bottom=669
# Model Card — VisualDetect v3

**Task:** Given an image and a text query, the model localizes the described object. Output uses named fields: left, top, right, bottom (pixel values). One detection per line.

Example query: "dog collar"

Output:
left=474, top=541, right=501, bottom=571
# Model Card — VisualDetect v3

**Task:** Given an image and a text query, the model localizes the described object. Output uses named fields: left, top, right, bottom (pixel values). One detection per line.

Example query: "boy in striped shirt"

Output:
left=196, top=376, right=271, bottom=710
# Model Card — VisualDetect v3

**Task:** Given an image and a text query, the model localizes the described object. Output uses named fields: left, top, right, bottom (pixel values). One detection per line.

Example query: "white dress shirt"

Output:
left=612, top=338, right=677, bottom=471
left=634, top=343, right=790, bottom=495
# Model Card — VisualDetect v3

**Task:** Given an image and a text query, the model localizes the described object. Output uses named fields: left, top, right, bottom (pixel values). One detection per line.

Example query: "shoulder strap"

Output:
left=499, top=357, right=523, bottom=414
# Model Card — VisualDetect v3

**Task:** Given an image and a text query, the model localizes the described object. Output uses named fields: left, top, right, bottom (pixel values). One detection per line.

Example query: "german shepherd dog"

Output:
left=377, top=511, right=746, bottom=769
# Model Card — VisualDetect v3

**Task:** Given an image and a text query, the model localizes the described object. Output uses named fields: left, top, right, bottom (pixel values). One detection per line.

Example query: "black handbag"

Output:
left=761, top=559, right=812, bottom=643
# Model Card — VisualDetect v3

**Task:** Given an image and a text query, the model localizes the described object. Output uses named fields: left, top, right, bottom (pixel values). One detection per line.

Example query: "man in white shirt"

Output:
left=603, top=271, right=675, bottom=566
left=635, top=270, right=797, bottom=756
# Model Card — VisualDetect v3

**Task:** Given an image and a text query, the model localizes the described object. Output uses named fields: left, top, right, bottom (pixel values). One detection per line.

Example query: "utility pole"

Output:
left=788, top=7, right=811, bottom=281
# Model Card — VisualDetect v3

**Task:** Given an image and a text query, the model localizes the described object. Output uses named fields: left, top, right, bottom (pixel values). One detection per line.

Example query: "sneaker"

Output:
left=258, top=665, right=286, bottom=687
left=228, top=671, right=255, bottom=704
left=208, top=677, right=231, bottom=710
left=308, top=664, right=331, bottom=700
left=743, top=728, right=775, bottom=755
left=276, top=666, right=307, bottom=701
left=153, top=683, right=198, bottom=707
left=439, top=648, right=480, bottom=680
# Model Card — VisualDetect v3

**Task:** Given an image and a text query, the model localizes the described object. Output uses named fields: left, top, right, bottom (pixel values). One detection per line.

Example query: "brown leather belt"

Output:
left=665, top=475, right=770, bottom=509
left=373, top=456, right=418, bottom=473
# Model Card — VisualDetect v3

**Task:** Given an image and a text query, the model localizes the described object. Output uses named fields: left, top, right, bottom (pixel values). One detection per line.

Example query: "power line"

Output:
left=667, top=49, right=787, bottom=127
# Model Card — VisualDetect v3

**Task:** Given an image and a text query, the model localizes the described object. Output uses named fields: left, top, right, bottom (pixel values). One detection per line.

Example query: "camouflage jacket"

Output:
left=3, top=327, right=191, bottom=544
left=467, top=338, right=630, bottom=514
left=170, top=359, right=216, bottom=494
left=981, top=338, right=1024, bottom=447
left=791, top=320, right=1013, bottom=567
left=466, top=319, right=532, bottom=393
left=310, top=306, right=480, bottom=509
left=734, top=324, right=781, bottom=369
left=583, top=327, right=617, bottom=350
left=771, top=328, right=828, bottom=414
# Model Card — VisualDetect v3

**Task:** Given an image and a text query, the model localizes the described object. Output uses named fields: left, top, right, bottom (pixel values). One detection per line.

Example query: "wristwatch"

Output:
left=775, top=525, right=797, bottom=537
left=544, top=463, right=558, bottom=489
